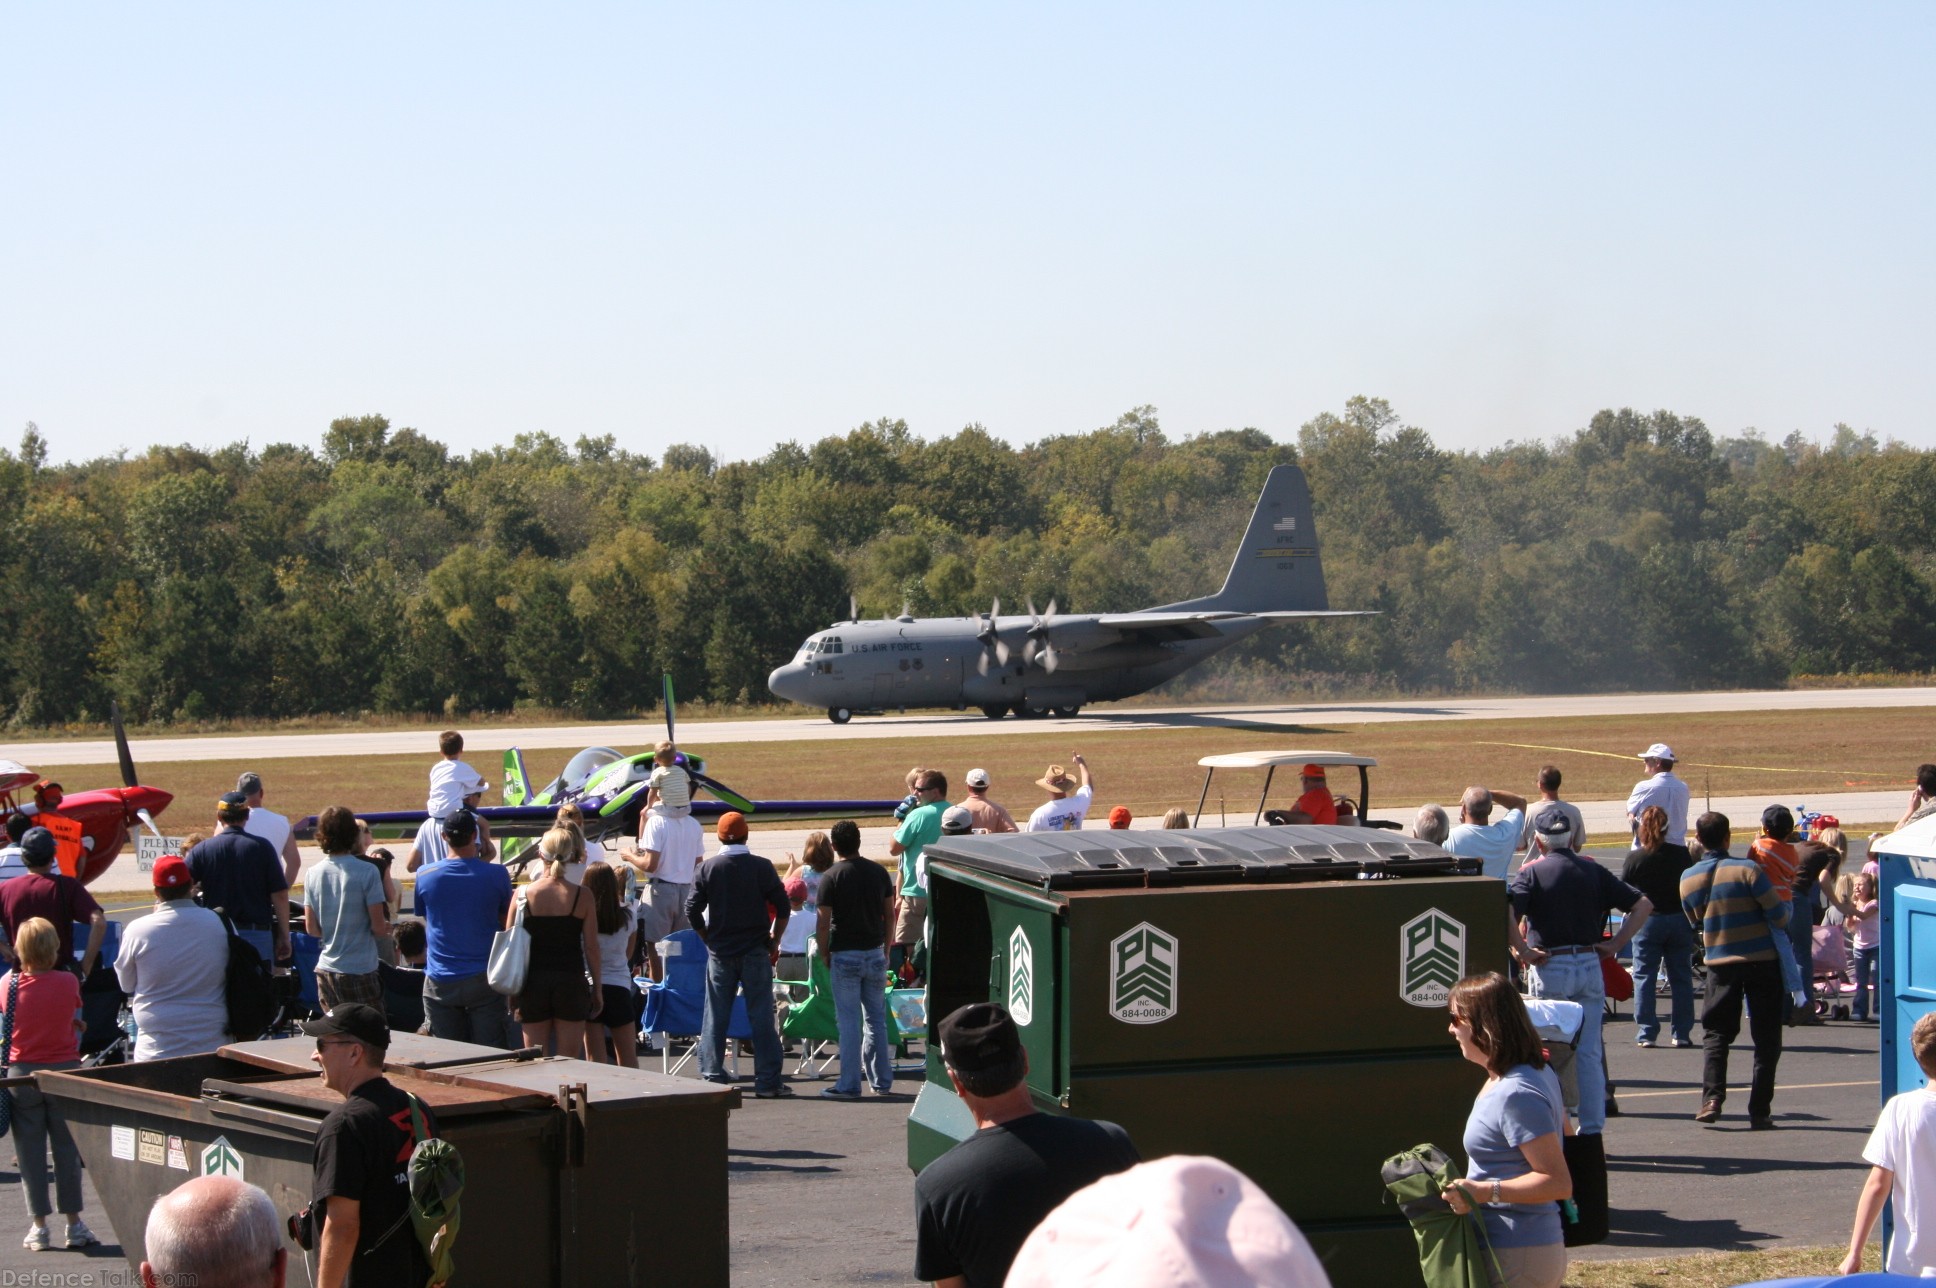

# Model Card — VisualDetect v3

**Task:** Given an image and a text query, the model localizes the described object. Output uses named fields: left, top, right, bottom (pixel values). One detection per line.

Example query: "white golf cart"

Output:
left=1191, top=750, right=1399, bottom=830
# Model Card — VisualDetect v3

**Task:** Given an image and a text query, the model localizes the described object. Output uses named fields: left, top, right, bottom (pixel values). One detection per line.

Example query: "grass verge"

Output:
left=1568, top=1243, right=1871, bottom=1286
left=36, top=705, right=1929, bottom=834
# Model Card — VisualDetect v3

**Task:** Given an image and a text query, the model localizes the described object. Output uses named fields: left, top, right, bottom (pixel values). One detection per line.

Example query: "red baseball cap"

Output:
left=152, top=855, right=191, bottom=891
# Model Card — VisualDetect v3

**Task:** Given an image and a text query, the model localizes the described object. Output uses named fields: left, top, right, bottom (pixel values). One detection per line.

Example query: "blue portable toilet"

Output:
left=1874, top=816, right=1936, bottom=1265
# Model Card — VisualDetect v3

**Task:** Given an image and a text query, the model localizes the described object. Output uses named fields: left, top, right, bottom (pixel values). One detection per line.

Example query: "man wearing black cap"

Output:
left=190, top=792, right=292, bottom=965
left=915, top=1002, right=1139, bottom=1288
left=414, top=810, right=515, bottom=1048
left=0, top=826, right=107, bottom=974
left=305, top=1004, right=432, bottom=1288
left=1509, top=811, right=1651, bottom=1138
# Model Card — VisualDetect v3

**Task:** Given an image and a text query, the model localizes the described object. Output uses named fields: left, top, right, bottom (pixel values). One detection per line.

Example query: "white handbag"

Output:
left=487, top=892, right=531, bottom=996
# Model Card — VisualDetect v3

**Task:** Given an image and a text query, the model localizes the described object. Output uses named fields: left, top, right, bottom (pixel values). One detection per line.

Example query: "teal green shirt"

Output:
left=894, top=801, right=945, bottom=897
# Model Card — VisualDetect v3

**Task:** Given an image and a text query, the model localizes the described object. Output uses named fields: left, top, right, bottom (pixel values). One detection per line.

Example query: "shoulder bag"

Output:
left=487, top=892, right=530, bottom=997
left=0, top=969, right=19, bottom=1137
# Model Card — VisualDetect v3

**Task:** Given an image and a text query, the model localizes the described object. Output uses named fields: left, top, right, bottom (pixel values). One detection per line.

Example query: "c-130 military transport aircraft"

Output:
left=766, top=464, right=1370, bottom=723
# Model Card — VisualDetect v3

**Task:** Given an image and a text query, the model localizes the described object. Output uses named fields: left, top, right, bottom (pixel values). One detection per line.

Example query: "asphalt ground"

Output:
left=0, top=868, right=1892, bottom=1285
left=0, top=1010, right=1886, bottom=1285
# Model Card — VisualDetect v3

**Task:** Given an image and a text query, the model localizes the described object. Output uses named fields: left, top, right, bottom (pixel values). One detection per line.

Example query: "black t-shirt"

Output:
left=1620, top=843, right=1692, bottom=918
left=1792, top=841, right=1840, bottom=921
left=189, top=827, right=288, bottom=927
left=818, top=856, right=894, bottom=952
left=312, top=1077, right=434, bottom=1288
left=1509, top=850, right=1643, bottom=950
left=914, top=1112, right=1139, bottom=1288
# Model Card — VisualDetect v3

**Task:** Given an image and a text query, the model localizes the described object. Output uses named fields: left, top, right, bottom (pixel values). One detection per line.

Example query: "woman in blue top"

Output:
left=1440, top=972, right=1573, bottom=1288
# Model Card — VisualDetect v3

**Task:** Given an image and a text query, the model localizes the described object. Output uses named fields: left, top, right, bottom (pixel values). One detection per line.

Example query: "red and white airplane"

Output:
left=0, top=717, right=172, bottom=885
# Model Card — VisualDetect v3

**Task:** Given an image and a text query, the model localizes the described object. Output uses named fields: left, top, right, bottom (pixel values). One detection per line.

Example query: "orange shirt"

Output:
left=1293, top=788, right=1338, bottom=826
left=1750, top=836, right=1799, bottom=903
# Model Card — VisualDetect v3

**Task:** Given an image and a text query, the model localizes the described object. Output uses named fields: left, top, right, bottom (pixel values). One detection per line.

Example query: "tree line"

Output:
left=2, top=398, right=1929, bottom=728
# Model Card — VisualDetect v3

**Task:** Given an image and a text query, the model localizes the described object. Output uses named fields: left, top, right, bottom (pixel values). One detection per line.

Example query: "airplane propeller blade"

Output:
left=848, top=594, right=858, bottom=623
left=111, top=700, right=138, bottom=790
left=662, top=673, right=678, bottom=747
left=900, top=599, right=911, bottom=620
left=134, top=808, right=163, bottom=839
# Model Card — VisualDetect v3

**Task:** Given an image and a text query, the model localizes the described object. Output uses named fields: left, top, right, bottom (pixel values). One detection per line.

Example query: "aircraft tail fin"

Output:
left=503, top=748, right=532, bottom=808
left=1151, top=464, right=1330, bottom=615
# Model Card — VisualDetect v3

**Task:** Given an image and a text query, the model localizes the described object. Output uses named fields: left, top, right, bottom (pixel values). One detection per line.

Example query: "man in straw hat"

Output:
left=1026, top=753, right=1095, bottom=833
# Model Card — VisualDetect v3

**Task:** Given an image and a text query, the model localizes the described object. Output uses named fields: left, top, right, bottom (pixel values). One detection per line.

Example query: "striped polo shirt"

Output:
left=1681, top=850, right=1789, bottom=966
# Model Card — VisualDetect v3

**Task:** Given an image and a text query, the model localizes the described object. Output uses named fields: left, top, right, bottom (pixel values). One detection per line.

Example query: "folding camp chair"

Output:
left=779, top=939, right=902, bottom=1080
left=641, top=929, right=752, bottom=1077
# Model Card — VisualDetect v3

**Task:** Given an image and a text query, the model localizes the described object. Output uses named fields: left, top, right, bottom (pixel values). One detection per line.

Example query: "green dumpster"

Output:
left=37, top=1033, right=738, bottom=1286
left=909, top=826, right=1507, bottom=1285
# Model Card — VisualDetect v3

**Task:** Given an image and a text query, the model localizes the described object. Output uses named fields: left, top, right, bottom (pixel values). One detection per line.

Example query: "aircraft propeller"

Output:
left=110, top=700, right=138, bottom=790
left=848, top=594, right=859, bottom=623
left=975, top=597, right=1009, bottom=673
left=1023, top=599, right=1061, bottom=673
left=660, top=673, right=753, bottom=813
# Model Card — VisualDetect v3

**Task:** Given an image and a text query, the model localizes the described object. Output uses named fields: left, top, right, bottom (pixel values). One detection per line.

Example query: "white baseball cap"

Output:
left=1639, top=743, right=1677, bottom=763
left=1006, top=1156, right=1332, bottom=1288
left=965, top=768, right=991, bottom=789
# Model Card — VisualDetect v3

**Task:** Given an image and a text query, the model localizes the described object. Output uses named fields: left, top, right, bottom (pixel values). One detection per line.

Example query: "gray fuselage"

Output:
left=765, top=613, right=1270, bottom=716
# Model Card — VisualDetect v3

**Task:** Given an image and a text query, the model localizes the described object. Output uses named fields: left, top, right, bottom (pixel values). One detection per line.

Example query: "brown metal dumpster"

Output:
left=37, top=1033, right=738, bottom=1286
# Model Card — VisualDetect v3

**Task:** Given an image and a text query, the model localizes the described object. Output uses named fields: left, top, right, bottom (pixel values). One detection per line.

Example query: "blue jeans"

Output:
left=1855, top=945, right=1879, bottom=1020
left=830, top=948, right=892, bottom=1095
left=701, top=948, right=782, bottom=1092
left=1630, top=915, right=1696, bottom=1044
left=1529, top=952, right=1608, bottom=1134
left=1788, top=905, right=1818, bottom=1004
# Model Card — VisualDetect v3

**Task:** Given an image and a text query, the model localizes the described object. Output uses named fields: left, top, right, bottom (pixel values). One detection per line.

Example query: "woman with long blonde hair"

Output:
left=506, top=827, right=601, bottom=1056
left=1620, top=805, right=1695, bottom=1048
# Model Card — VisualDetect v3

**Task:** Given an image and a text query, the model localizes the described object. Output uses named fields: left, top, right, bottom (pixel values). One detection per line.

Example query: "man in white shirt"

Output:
left=621, top=806, right=704, bottom=980
left=1027, top=755, right=1095, bottom=832
left=404, top=786, right=495, bottom=873
left=237, top=771, right=301, bottom=886
left=1625, top=743, right=1692, bottom=844
left=0, top=814, right=32, bottom=881
left=1444, top=786, right=1530, bottom=880
left=116, top=855, right=230, bottom=1061
left=1521, top=764, right=1586, bottom=854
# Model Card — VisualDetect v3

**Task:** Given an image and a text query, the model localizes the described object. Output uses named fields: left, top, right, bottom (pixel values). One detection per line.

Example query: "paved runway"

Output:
left=8, top=685, right=1935, bottom=765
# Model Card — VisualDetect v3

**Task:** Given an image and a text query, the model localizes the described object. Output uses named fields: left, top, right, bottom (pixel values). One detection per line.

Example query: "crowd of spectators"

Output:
left=17, top=730, right=1936, bottom=1283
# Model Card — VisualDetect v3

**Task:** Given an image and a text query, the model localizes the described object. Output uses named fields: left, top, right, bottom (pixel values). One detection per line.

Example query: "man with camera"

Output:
left=302, top=1003, right=433, bottom=1288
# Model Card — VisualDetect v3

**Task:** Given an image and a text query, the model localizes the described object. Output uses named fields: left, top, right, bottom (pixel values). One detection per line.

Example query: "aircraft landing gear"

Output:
left=827, top=707, right=853, bottom=724
left=980, top=705, right=1008, bottom=720
left=1050, top=705, right=1082, bottom=718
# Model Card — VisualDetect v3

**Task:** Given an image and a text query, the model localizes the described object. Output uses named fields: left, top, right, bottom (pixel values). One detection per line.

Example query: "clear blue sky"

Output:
left=4, top=4, right=1930, bottom=465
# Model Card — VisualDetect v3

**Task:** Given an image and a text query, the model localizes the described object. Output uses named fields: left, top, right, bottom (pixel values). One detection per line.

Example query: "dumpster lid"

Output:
left=223, top=1032, right=512, bottom=1075
left=1196, top=750, right=1377, bottom=769
left=926, top=826, right=1472, bottom=891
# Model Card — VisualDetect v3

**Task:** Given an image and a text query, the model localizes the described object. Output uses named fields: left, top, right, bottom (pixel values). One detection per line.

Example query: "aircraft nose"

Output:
left=768, top=664, right=808, bottom=704
left=120, top=786, right=174, bottom=819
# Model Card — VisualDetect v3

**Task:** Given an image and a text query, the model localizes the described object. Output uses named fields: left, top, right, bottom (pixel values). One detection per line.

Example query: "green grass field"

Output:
left=35, top=704, right=1930, bottom=833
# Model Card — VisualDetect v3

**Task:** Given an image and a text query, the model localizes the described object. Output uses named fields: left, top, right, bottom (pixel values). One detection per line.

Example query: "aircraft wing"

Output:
left=1095, top=608, right=1377, bottom=631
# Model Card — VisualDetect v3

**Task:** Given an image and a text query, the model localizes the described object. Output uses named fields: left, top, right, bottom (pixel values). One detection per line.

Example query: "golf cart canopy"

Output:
left=1193, top=750, right=1389, bottom=829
